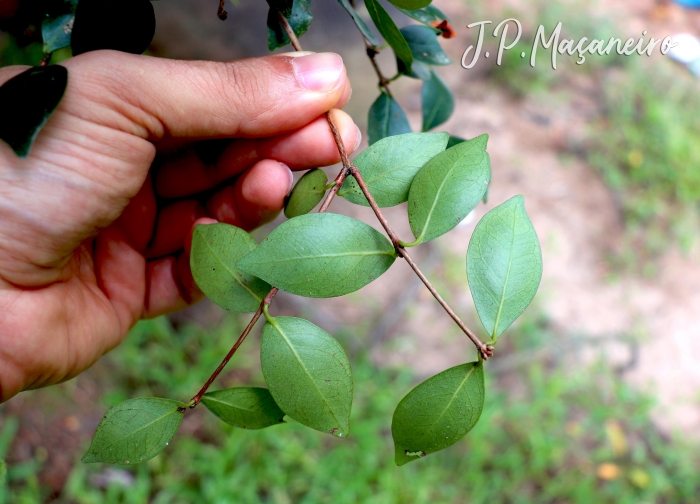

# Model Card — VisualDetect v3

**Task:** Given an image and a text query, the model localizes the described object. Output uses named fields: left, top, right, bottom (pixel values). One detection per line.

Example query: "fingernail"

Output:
left=353, top=125, right=362, bottom=152
left=281, top=162, right=294, bottom=195
left=292, top=53, right=344, bottom=92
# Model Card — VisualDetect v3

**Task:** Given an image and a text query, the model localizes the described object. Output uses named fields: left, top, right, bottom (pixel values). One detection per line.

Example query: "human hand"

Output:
left=0, top=50, right=359, bottom=402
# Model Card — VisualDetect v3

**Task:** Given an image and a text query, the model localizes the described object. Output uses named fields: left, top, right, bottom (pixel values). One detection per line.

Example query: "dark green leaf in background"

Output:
left=398, top=58, right=431, bottom=80
left=337, top=0, right=379, bottom=46
left=267, top=0, right=313, bottom=50
left=398, top=5, right=450, bottom=24
left=368, top=92, right=412, bottom=145
left=387, top=0, right=432, bottom=9
left=467, top=195, right=542, bottom=341
left=267, top=0, right=294, bottom=18
left=422, top=70, right=454, bottom=131
left=42, top=14, right=74, bottom=54
left=261, top=317, right=353, bottom=437
left=201, top=388, right=285, bottom=430
left=364, top=0, right=413, bottom=71
left=401, top=25, right=451, bottom=66
left=392, top=361, right=485, bottom=465
left=0, top=66, right=68, bottom=158
left=82, top=398, right=184, bottom=465
left=71, top=0, right=156, bottom=56
left=446, top=135, right=466, bottom=148
left=285, top=169, right=328, bottom=218
left=407, top=134, right=490, bottom=243
left=190, top=224, right=271, bottom=313
left=237, top=213, right=396, bottom=298
left=339, top=131, right=448, bottom=207
left=0, top=459, right=5, bottom=487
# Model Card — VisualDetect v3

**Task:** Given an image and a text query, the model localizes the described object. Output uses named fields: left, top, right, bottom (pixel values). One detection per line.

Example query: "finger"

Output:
left=156, top=109, right=360, bottom=198
left=144, top=199, right=206, bottom=259
left=113, top=173, right=157, bottom=252
left=143, top=252, right=203, bottom=318
left=62, top=50, right=350, bottom=140
left=206, top=159, right=293, bottom=231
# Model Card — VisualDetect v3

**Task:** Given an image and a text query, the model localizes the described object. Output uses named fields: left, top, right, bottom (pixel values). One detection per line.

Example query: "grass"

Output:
left=2, top=313, right=699, bottom=503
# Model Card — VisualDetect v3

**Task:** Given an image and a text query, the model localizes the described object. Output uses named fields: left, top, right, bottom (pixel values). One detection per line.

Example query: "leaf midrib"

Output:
left=92, top=407, right=180, bottom=454
left=248, top=249, right=395, bottom=265
left=408, top=365, right=477, bottom=448
left=490, top=207, right=518, bottom=339
left=202, top=396, right=262, bottom=415
left=270, top=320, right=345, bottom=432
left=202, top=237, right=262, bottom=302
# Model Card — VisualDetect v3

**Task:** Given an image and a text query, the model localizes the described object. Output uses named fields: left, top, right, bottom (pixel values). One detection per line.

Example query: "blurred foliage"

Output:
left=589, top=63, right=700, bottom=263
left=2, top=314, right=699, bottom=503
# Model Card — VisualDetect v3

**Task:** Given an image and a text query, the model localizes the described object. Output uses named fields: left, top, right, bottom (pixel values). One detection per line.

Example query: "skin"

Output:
left=0, top=50, right=359, bottom=402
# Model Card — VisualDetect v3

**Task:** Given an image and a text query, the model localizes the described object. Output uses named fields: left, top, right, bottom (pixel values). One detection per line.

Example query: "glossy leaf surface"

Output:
left=422, top=70, right=454, bottom=131
left=337, top=0, right=379, bottom=46
left=392, top=362, right=484, bottom=465
left=201, top=388, right=285, bottom=429
left=467, top=195, right=542, bottom=340
left=368, top=92, right=412, bottom=145
left=190, top=224, right=271, bottom=312
left=408, top=134, right=490, bottom=243
left=285, top=169, right=328, bottom=218
left=401, top=25, right=451, bottom=66
left=364, top=0, right=413, bottom=71
left=0, top=66, right=68, bottom=157
left=82, top=398, right=183, bottom=465
left=339, top=132, right=448, bottom=207
left=237, top=213, right=396, bottom=298
left=267, top=0, right=313, bottom=50
left=261, top=317, right=353, bottom=437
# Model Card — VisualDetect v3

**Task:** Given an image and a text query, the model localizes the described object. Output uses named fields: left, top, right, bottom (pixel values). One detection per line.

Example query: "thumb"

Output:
left=61, top=50, right=349, bottom=140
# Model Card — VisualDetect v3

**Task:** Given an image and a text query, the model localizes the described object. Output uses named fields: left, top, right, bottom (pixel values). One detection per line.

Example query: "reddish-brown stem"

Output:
left=189, top=289, right=278, bottom=406
left=348, top=167, right=493, bottom=360
left=276, top=11, right=303, bottom=51
left=217, top=0, right=228, bottom=20
left=40, top=53, right=52, bottom=67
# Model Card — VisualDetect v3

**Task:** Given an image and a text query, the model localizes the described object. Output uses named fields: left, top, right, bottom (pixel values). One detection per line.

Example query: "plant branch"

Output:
left=189, top=288, right=278, bottom=406
left=217, top=0, right=228, bottom=20
left=276, top=11, right=303, bottom=51
left=349, top=166, right=494, bottom=360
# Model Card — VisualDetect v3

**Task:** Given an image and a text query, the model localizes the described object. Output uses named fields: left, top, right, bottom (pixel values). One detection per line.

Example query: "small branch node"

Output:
left=217, top=0, right=228, bottom=20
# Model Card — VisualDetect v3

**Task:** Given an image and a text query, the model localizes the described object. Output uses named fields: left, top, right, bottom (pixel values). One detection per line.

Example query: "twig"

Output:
left=349, top=166, right=493, bottom=360
left=276, top=11, right=303, bottom=51
left=217, top=0, right=228, bottom=20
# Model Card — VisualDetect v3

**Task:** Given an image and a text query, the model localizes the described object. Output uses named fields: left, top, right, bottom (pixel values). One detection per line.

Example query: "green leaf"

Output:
left=467, top=195, right=542, bottom=341
left=401, top=25, right=451, bottom=66
left=0, top=459, right=6, bottom=487
left=42, top=10, right=75, bottom=54
left=422, top=70, right=454, bottom=131
left=392, top=361, right=485, bottom=466
left=446, top=135, right=466, bottom=148
left=368, top=92, right=412, bottom=146
left=201, top=387, right=285, bottom=430
left=399, top=5, right=450, bottom=24
left=339, top=131, right=449, bottom=207
left=337, top=0, right=379, bottom=46
left=388, top=0, right=432, bottom=9
left=398, top=58, right=431, bottom=80
left=267, top=0, right=313, bottom=51
left=261, top=317, right=353, bottom=437
left=82, top=398, right=183, bottom=465
left=237, top=213, right=396, bottom=298
left=285, top=169, right=328, bottom=218
left=268, top=0, right=294, bottom=17
left=407, top=134, right=490, bottom=243
left=190, top=224, right=271, bottom=313
left=364, top=0, right=413, bottom=71
left=0, top=66, right=68, bottom=158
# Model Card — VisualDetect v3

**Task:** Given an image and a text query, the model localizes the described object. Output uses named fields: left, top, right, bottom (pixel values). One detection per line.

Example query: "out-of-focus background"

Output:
left=2, top=0, right=700, bottom=502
